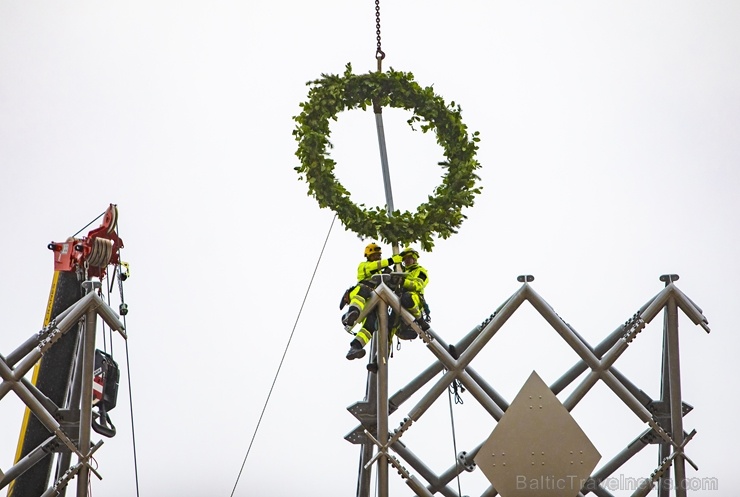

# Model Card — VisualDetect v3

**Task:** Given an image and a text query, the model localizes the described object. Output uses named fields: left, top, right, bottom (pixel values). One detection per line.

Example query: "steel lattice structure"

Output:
left=347, top=273, right=709, bottom=497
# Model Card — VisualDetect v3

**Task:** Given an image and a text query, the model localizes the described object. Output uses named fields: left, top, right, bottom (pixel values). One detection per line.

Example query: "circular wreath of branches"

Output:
left=293, top=63, right=481, bottom=251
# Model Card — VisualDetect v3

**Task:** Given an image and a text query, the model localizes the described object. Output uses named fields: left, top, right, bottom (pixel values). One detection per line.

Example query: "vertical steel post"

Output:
left=374, top=103, right=396, bottom=215
left=56, top=331, right=85, bottom=497
left=356, top=84, right=396, bottom=497
left=666, top=296, right=687, bottom=497
left=376, top=302, right=390, bottom=497
left=658, top=312, right=672, bottom=497
left=76, top=310, right=97, bottom=497
left=373, top=100, right=398, bottom=255
left=357, top=338, right=378, bottom=497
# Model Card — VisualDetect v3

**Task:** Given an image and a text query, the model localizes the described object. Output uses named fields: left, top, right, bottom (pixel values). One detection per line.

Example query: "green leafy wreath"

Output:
left=293, top=63, right=482, bottom=251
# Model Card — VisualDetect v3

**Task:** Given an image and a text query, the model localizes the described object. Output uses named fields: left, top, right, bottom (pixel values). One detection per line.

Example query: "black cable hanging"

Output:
left=229, top=214, right=337, bottom=497
left=110, top=216, right=141, bottom=497
left=122, top=323, right=139, bottom=497
left=447, top=387, right=464, bottom=497
left=77, top=207, right=139, bottom=496
left=72, top=209, right=107, bottom=238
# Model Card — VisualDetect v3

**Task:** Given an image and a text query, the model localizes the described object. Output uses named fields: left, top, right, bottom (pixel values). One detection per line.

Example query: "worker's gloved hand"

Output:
left=391, top=254, right=403, bottom=264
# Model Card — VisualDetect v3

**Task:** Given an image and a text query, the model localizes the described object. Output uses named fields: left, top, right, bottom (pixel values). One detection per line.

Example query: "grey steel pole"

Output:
left=357, top=374, right=375, bottom=497
left=373, top=98, right=400, bottom=259
left=666, top=296, right=687, bottom=497
left=77, top=310, right=97, bottom=497
left=0, top=358, right=80, bottom=456
left=374, top=104, right=396, bottom=215
left=376, top=301, right=390, bottom=497
left=0, top=437, right=57, bottom=489
left=658, top=309, right=672, bottom=497
left=356, top=78, right=397, bottom=497
left=56, top=331, right=85, bottom=496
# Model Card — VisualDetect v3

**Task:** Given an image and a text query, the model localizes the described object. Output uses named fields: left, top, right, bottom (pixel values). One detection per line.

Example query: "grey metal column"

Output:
left=76, top=310, right=97, bottom=497
left=376, top=302, right=390, bottom=497
left=356, top=353, right=376, bottom=497
left=359, top=72, right=396, bottom=497
left=356, top=296, right=382, bottom=497
left=658, top=311, right=672, bottom=497
left=666, top=296, right=687, bottom=497
left=56, top=329, right=85, bottom=496
left=374, top=102, right=396, bottom=218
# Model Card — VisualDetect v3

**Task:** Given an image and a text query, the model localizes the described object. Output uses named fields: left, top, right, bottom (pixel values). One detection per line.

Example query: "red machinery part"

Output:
left=47, top=204, right=124, bottom=278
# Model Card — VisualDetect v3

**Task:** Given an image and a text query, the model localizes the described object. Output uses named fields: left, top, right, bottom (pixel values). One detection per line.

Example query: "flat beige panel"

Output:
left=475, top=371, right=601, bottom=497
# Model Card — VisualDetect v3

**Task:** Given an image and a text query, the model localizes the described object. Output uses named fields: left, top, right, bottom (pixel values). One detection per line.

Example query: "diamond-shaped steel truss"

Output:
left=346, top=273, right=709, bottom=497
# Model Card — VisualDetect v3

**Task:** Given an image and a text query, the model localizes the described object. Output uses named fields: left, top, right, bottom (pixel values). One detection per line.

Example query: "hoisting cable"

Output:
left=72, top=208, right=140, bottom=495
left=229, top=214, right=337, bottom=497
left=121, top=318, right=140, bottom=497
left=446, top=386, right=464, bottom=497
left=72, top=209, right=106, bottom=238
left=111, top=217, right=141, bottom=497
left=101, top=271, right=115, bottom=357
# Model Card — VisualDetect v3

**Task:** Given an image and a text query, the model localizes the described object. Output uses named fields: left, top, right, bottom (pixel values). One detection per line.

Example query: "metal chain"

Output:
left=375, top=0, right=385, bottom=70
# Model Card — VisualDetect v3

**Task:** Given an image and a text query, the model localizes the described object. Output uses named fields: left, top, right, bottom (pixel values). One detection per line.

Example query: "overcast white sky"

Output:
left=1, top=1, right=739, bottom=496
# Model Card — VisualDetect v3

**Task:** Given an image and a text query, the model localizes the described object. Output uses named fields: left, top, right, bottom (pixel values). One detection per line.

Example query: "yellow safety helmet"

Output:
left=400, top=247, right=419, bottom=260
left=364, top=243, right=382, bottom=258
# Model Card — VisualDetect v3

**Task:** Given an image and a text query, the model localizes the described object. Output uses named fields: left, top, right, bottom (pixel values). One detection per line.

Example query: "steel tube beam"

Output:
left=0, top=355, right=80, bottom=456
left=4, top=302, right=79, bottom=367
left=638, top=285, right=673, bottom=325
left=76, top=310, right=97, bottom=497
left=5, top=335, right=46, bottom=369
left=672, top=286, right=710, bottom=333
left=525, top=286, right=601, bottom=370
left=2, top=387, right=79, bottom=458
left=374, top=108, right=395, bottom=215
left=563, top=335, right=632, bottom=411
left=584, top=432, right=650, bottom=496
left=12, top=293, right=99, bottom=383
left=526, top=287, right=661, bottom=427
left=550, top=295, right=654, bottom=395
left=391, top=442, right=459, bottom=497
left=405, top=476, right=436, bottom=497
left=456, top=285, right=528, bottom=369
left=55, top=331, right=85, bottom=497
left=658, top=310, right=672, bottom=497
left=465, top=366, right=509, bottom=416
left=357, top=297, right=381, bottom=497
left=376, top=303, right=389, bottom=497
left=0, top=437, right=57, bottom=489
left=357, top=348, right=376, bottom=497
left=666, top=297, right=687, bottom=497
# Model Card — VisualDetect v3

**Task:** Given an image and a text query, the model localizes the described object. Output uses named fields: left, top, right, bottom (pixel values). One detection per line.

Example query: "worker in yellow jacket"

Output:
left=396, top=247, right=430, bottom=336
left=343, top=242, right=403, bottom=360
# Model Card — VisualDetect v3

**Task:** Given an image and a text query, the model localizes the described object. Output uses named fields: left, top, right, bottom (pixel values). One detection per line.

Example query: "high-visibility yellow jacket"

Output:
left=401, top=264, right=429, bottom=294
left=356, top=256, right=399, bottom=282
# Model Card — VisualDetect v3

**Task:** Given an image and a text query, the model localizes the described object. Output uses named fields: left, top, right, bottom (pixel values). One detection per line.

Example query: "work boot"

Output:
left=415, top=317, right=430, bottom=332
left=342, top=306, right=360, bottom=328
left=345, top=339, right=366, bottom=360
